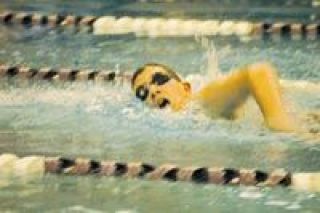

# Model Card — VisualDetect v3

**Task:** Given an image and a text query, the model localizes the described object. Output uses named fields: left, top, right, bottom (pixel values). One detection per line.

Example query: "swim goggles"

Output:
left=135, top=72, right=171, bottom=108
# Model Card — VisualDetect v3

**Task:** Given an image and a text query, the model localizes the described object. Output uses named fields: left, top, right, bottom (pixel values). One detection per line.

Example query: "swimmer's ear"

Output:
left=182, top=82, right=191, bottom=93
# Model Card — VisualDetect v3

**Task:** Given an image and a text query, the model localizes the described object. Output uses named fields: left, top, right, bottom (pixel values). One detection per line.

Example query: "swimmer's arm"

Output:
left=193, top=66, right=250, bottom=119
left=194, top=62, right=297, bottom=132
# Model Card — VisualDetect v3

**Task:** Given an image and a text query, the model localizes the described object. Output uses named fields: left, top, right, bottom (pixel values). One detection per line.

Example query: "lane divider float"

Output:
left=0, top=64, right=319, bottom=91
left=0, top=153, right=319, bottom=192
left=0, top=64, right=130, bottom=83
left=0, top=11, right=319, bottom=39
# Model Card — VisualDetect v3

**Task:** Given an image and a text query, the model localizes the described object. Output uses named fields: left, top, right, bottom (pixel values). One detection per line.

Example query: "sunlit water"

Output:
left=0, top=1, right=320, bottom=212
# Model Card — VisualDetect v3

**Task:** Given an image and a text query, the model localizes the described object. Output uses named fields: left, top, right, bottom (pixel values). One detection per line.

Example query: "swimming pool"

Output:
left=0, top=0, right=320, bottom=212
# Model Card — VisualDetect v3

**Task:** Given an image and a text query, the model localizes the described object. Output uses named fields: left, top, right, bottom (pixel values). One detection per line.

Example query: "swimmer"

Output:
left=131, top=62, right=297, bottom=132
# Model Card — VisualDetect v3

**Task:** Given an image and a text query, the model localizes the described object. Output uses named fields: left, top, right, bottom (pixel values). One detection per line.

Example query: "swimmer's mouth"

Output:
left=158, top=98, right=170, bottom=109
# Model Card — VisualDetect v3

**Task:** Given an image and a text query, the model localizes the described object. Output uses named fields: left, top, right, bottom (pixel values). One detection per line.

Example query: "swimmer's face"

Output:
left=131, top=63, right=191, bottom=111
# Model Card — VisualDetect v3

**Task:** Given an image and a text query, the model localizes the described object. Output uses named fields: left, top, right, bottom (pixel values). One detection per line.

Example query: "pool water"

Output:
left=0, top=0, right=320, bottom=212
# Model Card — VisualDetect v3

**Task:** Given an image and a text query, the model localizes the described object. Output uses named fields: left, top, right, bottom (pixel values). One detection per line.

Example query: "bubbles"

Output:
left=239, top=187, right=264, bottom=199
left=62, top=205, right=104, bottom=213
left=265, top=200, right=289, bottom=206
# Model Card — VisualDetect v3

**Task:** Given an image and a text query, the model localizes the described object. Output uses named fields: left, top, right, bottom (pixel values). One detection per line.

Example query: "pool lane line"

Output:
left=0, top=11, right=319, bottom=39
left=0, top=11, right=96, bottom=32
left=0, top=153, right=319, bottom=192
left=1, top=64, right=319, bottom=91
left=0, top=64, right=131, bottom=83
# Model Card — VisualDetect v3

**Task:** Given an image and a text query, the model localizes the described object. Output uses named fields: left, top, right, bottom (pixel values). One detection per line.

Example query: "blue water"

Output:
left=0, top=1, right=319, bottom=212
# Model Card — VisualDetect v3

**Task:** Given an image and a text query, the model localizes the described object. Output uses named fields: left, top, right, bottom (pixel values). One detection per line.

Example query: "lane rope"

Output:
left=0, top=11, right=319, bottom=39
left=0, top=153, right=319, bottom=192
left=0, top=64, right=319, bottom=90
left=0, top=64, right=131, bottom=83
